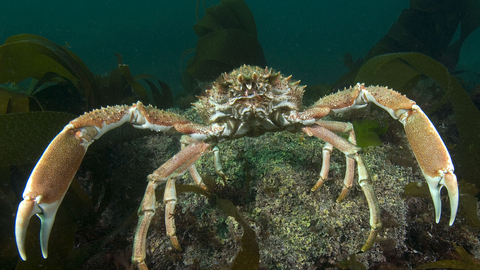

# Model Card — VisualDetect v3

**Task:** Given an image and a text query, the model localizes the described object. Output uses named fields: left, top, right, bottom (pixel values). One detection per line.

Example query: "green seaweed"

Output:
left=414, top=244, right=480, bottom=269
left=0, top=35, right=173, bottom=112
left=0, top=87, right=30, bottom=114
left=364, top=0, right=480, bottom=69
left=352, top=119, right=388, bottom=148
left=336, top=254, right=368, bottom=270
left=0, top=111, right=76, bottom=167
left=355, top=52, right=480, bottom=187
left=0, top=34, right=98, bottom=109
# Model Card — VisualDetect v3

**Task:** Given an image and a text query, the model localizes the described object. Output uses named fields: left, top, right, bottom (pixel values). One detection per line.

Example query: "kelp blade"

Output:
left=0, top=34, right=97, bottom=109
left=0, top=111, right=75, bottom=166
left=187, top=29, right=266, bottom=81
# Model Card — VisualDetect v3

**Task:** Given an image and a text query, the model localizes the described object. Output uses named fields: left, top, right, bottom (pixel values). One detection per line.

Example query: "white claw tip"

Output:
left=444, top=172, right=459, bottom=226
left=425, top=171, right=459, bottom=226
left=15, top=200, right=42, bottom=261
left=426, top=179, right=443, bottom=224
left=449, top=218, right=455, bottom=226
left=19, top=251, right=27, bottom=261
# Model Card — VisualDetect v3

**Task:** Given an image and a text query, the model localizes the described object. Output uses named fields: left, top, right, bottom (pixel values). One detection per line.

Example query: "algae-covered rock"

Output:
left=136, top=129, right=478, bottom=269
left=42, top=108, right=477, bottom=269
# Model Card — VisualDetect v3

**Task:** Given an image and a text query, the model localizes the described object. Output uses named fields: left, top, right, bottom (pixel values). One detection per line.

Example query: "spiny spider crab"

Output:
left=15, top=65, right=458, bottom=269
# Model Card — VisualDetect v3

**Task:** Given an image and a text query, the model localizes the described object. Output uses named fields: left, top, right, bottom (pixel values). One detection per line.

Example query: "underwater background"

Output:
left=1, top=0, right=480, bottom=269
left=2, top=0, right=479, bottom=93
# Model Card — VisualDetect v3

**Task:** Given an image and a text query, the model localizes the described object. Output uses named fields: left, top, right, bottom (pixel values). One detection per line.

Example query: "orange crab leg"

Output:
left=303, top=125, right=382, bottom=251
left=301, top=83, right=459, bottom=226
left=311, top=120, right=357, bottom=202
left=132, top=141, right=210, bottom=268
left=15, top=102, right=218, bottom=260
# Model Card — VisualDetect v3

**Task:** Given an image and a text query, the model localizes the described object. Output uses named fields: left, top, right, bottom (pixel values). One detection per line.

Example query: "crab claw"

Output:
left=15, top=196, right=62, bottom=260
left=425, top=171, right=458, bottom=225
left=403, top=105, right=459, bottom=225
left=15, top=125, right=94, bottom=260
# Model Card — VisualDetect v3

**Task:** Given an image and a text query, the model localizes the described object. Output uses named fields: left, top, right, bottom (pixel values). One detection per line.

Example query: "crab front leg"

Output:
left=132, top=141, right=210, bottom=269
left=15, top=101, right=217, bottom=261
left=302, top=125, right=382, bottom=251
left=310, top=120, right=357, bottom=202
left=302, top=83, right=459, bottom=225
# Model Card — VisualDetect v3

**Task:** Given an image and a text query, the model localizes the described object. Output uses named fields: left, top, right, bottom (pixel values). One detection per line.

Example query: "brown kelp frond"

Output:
left=0, top=111, right=76, bottom=167
left=181, top=0, right=267, bottom=101
left=116, top=53, right=173, bottom=109
left=0, top=35, right=174, bottom=113
left=336, top=254, right=368, bottom=270
left=0, top=34, right=98, bottom=110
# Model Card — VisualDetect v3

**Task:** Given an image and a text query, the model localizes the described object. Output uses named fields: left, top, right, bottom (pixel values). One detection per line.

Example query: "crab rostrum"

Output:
left=15, top=65, right=458, bottom=269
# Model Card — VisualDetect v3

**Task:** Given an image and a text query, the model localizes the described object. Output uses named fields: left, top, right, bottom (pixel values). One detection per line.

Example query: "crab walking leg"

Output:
left=303, top=125, right=382, bottom=251
left=15, top=101, right=216, bottom=261
left=355, top=155, right=382, bottom=251
left=132, top=141, right=210, bottom=268
left=213, top=146, right=227, bottom=181
left=133, top=180, right=157, bottom=270
left=313, top=120, right=357, bottom=202
left=164, top=177, right=181, bottom=250
left=338, top=153, right=356, bottom=202
left=310, top=142, right=333, bottom=191
left=187, top=165, right=205, bottom=188
left=180, top=136, right=207, bottom=189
